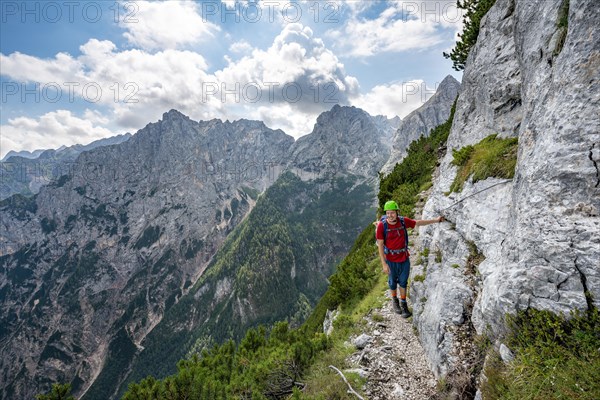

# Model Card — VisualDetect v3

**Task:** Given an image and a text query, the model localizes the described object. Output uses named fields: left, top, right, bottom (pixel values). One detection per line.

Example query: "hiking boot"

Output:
left=400, top=300, right=412, bottom=318
left=392, top=297, right=402, bottom=314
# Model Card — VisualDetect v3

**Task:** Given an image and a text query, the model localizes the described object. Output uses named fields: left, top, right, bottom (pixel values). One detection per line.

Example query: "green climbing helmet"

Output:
left=383, top=200, right=399, bottom=211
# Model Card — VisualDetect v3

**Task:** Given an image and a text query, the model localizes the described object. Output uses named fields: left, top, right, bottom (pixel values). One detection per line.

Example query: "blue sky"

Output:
left=0, top=0, right=463, bottom=158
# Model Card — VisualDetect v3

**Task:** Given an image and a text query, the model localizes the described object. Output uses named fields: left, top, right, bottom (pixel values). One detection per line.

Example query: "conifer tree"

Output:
left=444, top=0, right=497, bottom=70
left=35, top=383, right=75, bottom=400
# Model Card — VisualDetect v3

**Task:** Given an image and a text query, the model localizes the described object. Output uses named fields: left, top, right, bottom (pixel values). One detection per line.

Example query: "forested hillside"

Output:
left=109, top=172, right=376, bottom=398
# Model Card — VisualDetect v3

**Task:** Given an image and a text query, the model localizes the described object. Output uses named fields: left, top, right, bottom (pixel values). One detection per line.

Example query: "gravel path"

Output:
left=346, top=293, right=438, bottom=400
left=345, top=190, right=438, bottom=399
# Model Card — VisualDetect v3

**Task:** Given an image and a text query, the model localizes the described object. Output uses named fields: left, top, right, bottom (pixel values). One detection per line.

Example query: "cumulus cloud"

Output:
left=329, top=0, right=462, bottom=57
left=119, top=0, right=220, bottom=51
left=1, top=38, right=221, bottom=133
left=0, top=110, right=117, bottom=158
left=0, top=51, right=82, bottom=83
left=1, top=11, right=444, bottom=155
left=216, top=23, right=359, bottom=114
left=1, top=21, right=365, bottom=151
left=351, top=80, right=436, bottom=119
left=229, top=40, right=254, bottom=54
left=249, top=103, right=319, bottom=139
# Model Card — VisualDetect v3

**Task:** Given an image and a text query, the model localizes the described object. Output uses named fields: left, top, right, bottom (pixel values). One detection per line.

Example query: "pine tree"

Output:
left=35, top=383, right=75, bottom=400
left=443, top=0, right=497, bottom=70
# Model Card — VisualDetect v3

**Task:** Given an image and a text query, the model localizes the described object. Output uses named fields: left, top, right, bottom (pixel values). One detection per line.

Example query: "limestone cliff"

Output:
left=409, top=0, right=599, bottom=381
left=381, top=75, right=461, bottom=174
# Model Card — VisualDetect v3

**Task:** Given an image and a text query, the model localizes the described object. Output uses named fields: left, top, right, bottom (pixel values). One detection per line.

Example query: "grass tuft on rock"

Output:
left=448, top=134, right=518, bottom=193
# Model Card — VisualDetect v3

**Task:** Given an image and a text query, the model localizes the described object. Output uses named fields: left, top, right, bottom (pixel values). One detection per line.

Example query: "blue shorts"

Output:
left=387, top=259, right=411, bottom=290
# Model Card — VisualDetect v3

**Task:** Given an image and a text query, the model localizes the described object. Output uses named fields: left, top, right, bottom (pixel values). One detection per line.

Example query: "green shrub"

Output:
left=482, top=308, right=600, bottom=399
left=557, top=0, right=570, bottom=28
left=449, top=134, right=518, bottom=193
left=554, top=0, right=570, bottom=56
left=371, top=313, right=384, bottom=323
left=451, top=145, right=475, bottom=167
left=36, top=383, right=75, bottom=400
left=413, top=274, right=426, bottom=283
left=378, top=100, right=456, bottom=215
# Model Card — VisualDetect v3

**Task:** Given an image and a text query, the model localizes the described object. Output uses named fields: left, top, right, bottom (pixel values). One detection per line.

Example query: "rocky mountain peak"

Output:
left=380, top=75, right=461, bottom=174
left=161, top=109, right=190, bottom=122
left=371, top=115, right=402, bottom=141
left=288, top=105, right=392, bottom=179
left=439, top=74, right=460, bottom=89
left=432, top=75, right=461, bottom=104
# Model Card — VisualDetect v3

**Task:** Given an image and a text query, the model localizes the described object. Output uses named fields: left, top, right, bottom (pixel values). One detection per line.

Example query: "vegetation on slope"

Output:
left=447, top=134, right=518, bottom=193
left=377, top=102, right=456, bottom=218
left=109, top=103, right=458, bottom=399
left=554, top=0, right=570, bottom=56
left=483, top=308, right=600, bottom=399
left=105, top=172, right=376, bottom=399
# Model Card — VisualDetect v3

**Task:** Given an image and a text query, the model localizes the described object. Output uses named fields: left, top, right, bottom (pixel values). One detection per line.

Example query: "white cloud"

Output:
left=0, top=51, right=82, bottom=83
left=216, top=23, right=359, bottom=114
left=2, top=17, right=440, bottom=155
left=1, top=38, right=220, bottom=133
left=0, top=110, right=116, bottom=158
left=249, top=103, right=319, bottom=139
left=352, top=80, right=436, bottom=119
left=120, top=1, right=220, bottom=51
left=229, top=40, right=253, bottom=54
left=1, top=22, right=357, bottom=147
left=83, top=109, right=110, bottom=125
left=221, top=0, right=237, bottom=9
left=329, top=1, right=462, bottom=57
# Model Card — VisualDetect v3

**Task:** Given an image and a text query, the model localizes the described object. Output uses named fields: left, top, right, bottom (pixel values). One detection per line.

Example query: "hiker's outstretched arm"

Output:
left=415, top=216, right=444, bottom=226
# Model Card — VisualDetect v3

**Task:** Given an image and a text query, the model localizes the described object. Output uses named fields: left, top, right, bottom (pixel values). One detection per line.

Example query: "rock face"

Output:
left=289, top=105, right=395, bottom=181
left=0, top=133, right=132, bottom=200
left=381, top=75, right=461, bottom=174
left=371, top=115, right=402, bottom=143
left=410, top=0, right=600, bottom=380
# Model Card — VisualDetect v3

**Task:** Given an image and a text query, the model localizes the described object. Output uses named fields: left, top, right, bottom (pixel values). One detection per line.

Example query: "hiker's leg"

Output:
left=398, top=287, right=406, bottom=299
left=398, top=259, right=412, bottom=317
left=387, top=261, right=402, bottom=314
left=387, top=260, right=398, bottom=295
left=398, top=259, right=411, bottom=300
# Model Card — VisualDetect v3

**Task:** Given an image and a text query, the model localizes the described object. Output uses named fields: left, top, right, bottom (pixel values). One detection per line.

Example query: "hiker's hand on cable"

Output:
left=437, top=216, right=444, bottom=223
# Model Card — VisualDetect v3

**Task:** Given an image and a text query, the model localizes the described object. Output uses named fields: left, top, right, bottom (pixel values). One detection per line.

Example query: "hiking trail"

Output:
left=343, top=189, right=440, bottom=399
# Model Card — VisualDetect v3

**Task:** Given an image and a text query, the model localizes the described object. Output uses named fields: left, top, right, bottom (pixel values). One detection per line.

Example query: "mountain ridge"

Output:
left=381, top=74, right=460, bottom=174
left=0, top=85, right=457, bottom=400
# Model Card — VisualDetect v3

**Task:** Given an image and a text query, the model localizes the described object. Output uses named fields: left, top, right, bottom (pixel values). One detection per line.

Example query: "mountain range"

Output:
left=0, top=133, right=132, bottom=201
left=0, top=76, right=459, bottom=400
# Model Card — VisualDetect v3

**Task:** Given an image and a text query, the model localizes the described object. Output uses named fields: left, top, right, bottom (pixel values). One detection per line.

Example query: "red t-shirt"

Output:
left=376, top=217, right=416, bottom=262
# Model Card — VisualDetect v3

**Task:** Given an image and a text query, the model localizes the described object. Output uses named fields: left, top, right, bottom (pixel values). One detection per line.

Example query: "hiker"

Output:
left=376, top=200, right=444, bottom=318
